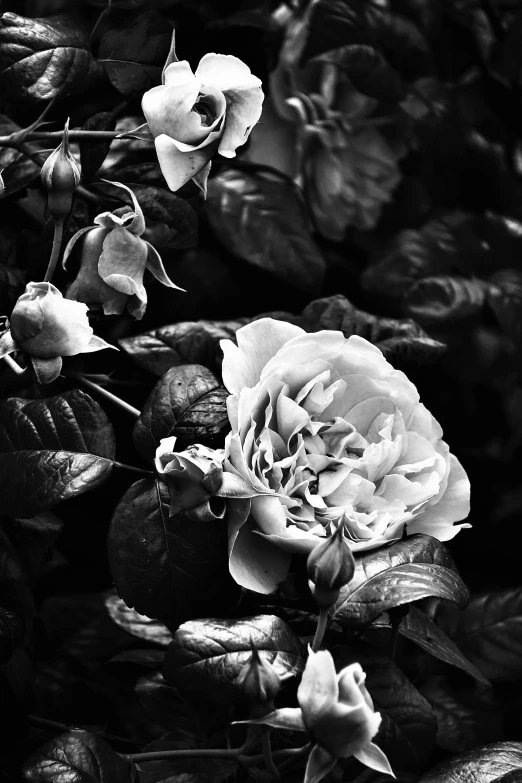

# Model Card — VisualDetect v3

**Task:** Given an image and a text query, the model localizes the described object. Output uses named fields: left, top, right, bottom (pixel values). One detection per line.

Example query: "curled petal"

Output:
left=154, top=134, right=219, bottom=192
left=31, top=355, right=62, bottom=384
left=62, top=226, right=95, bottom=269
left=353, top=742, right=395, bottom=776
left=406, top=454, right=471, bottom=539
left=100, top=180, right=146, bottom=235
left=99, top=227, right=148, bottom=316
left=145, top=243, right=185, bottom=291
left=195, top=53, right=262, bottom=91
left=229, top=514, right=291, bottom=594
left=163, top=59, right=197, bottom=88
left=298, top=650, right=339, bottom=727
left=218, top=85, right=264, bottom=158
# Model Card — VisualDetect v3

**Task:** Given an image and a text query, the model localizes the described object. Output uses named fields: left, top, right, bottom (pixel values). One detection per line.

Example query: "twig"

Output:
left=64, top=372, right=141, bottom=418
left=311, top=607, right=329, bottom=652
left=28, top=714, right=144, bottom=747
left=44, top=219, right=64, bottom=283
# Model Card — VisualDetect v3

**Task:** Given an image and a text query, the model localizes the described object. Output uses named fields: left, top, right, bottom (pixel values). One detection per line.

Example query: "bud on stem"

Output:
left=40, top=119, right=81, bottom=220
left=307, top=523, right=355, bottom=610
left=237, top=647, right=281, bottom=717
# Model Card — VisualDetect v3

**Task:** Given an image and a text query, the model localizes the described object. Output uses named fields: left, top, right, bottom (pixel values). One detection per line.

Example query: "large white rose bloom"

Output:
left=221, top=319, right=470, bottom=593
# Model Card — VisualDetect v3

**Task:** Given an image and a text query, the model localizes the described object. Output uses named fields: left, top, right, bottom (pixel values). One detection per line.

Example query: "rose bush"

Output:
left=142, top=53, right=264, bottom=192
left=221, top=318, right=471, bottom=593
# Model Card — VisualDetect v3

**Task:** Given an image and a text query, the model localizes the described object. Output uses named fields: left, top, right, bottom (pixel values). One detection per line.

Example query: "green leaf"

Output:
left=108, top=479, right=238, bottom=626
left=438, top=588, right=522, bottom=682
left=133, top=364, right=230, bottom=461
left=163, top=615, right=306, bottom=705
left=334, top=647, right=436, bottom=771
left=22, top=729, right=133, bottom=783
left=315, top=44, right=406, bottom=102
left=420, top=675, right=503, bottom=753
left=0, top=13, right=102, bottom=102
left=80, top=112, right=117, bottom=180
left=422, top=742, right=522, bottom=783
left=105, top=590, right=173, bottom=647
left=206, top=170, right=326, bottom=294
left=0, top=390, right=115, bottom=518
left=403, top=276, right=490, bottom=326
left=333, top=534, right=469, bottom=629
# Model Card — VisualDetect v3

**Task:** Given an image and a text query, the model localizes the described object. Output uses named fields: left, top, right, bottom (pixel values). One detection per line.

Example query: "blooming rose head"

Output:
left=221, top=318, right=471, bottom=593
left=64, top=181, right=182, bottom=320
left=155, top=437, right=225, bottom=517
left=142, top=52, right=264, bottom=192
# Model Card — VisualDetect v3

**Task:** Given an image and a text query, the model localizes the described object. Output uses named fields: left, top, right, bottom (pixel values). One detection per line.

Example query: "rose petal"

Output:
left=353, top=742, right=395, bottom=776
left=145, top=242, right=185, bottom=290
left=154, top=134, right=218, bottom=192
left=298, top=650, right=339, bottom=724
left=195, top=53, right=262, bottom=91
left=163, top=60, right=198, bottom=87
left=221, top=317, right=305, bottom=395
left=406, top=453, right=471, bottom=538
left=218, top=85, right=264, bottom=158
left=228, top=514, right=291, bottom=593
left=303, top=744, right=338, bottom=783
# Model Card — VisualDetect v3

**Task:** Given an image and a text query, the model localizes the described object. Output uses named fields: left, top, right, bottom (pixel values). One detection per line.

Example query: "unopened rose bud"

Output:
left=41, top=119, right=81, bottom=219
left=155, top=437, right=225, bottom=517
left=237, top=647, right=281, bottom=716
left=307, top=524, right=355, bottom=609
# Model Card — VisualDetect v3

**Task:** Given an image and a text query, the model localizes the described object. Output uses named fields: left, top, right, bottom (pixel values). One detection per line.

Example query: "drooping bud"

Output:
left=307, top=523, right=355, bottom=609
left=40, top=119, right=81, bottom=219
left=237, top=647, right=281, bottom=716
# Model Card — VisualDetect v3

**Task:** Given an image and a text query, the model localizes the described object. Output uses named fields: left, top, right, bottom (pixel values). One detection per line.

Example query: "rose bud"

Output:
left=0, top=169, right=5, bottom=199
left=63, top=181, right=183, bottom=319
left=155, top=437, right=225, bottom=517
left=142, top=51, right=264, bottom=192
left=298, top=651, right=393, bottom=776
left=40, top=119, right=81, bottom=220
left=6, top=281, right=114, bottom=383
left=237, top=647, right=281, bottom=716
left=307, top=523, right=355, bottom=609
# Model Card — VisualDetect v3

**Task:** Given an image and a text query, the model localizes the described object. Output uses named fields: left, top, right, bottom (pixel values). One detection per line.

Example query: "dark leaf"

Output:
left=420, top=675, right=503, bottom=753
left=0, top=13, right=102, bottom=102
left=421, top=742, right=522, bottom=783
left=403, top=276, right=489, bottom=325
left=133, top=186, right=198, bottom=250
left=492, top=773, right=522, bottom=783
left=98, top=60, right=161, bottom=99
left=133, top=364, right=230, bottom=461
left=315, top=44, right=407, bottom=102
left=375, top=9, right=434, bottom=81
left=163, top=615, right=306, bottom=705
left=108, top=479, right=238, bottom=626
left=0, top=526, right=34, bottom=619
left=0, top=608, right=25, bottom=665
left=206, top=170, right=326, bottom=294
left=438, top=588, right=522, bottom=682
left=105, top=590, right=173, bottom=647
left=0, top=264, right=25, bottom=313
left=488, top=269, right=522, bottom=350
left=136, top=671, right=200, bottom=736
left=80, top=112, right=117, bottom=180
left=0, top=390, right=115, bottom=517
left=302, top=0, right=373, bottom=61
left=3, top=511, right=63, bottom=581
left=333, top=534, right=469, bottom=629
left=0, top=115, right=42, bottom=195
left=22, top=729, right=133, bottom=783
left=396, top=606, right=489, bottom=684
left=137, top=732, right=235, bottom=783
left=334, top=647, right=436, bottom=771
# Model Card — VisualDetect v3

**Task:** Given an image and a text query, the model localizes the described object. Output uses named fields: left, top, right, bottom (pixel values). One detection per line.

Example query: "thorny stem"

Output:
left=43, top=219, right=64, bottom=283
left=311, top=607, right=329, bottom=652
left=64, top=372, right=141, bottom=418
left=261, top=730, right=280, bottom=780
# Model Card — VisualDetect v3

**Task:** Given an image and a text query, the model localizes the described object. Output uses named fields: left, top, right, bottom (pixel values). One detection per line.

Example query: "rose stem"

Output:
left=127, top=746, right=305, bottom=766
left=110, top=461, right=154, bottom=477
left=28, top=714, right=144, bottom=747
left=26, top=130, right=123, bottom=142
left=311, top=607, right=329, bottom=652
left=2, top=355, right=27, bottom=376
left=261, top=729, right=280, bottom=780
left=43, top=218, right=64, bottom=283
left=64, top=371, right=141, bottom=418
left=275, top=744, right=312, bottom=774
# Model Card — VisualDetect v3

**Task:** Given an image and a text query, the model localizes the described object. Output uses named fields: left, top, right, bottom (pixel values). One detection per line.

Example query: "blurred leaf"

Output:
left=438, top=588, right=522, bottom=682
left=206, top=170, right=326, bottom=294
left=133, top=364, right=229, bottom=461
left=0, top=264, right=25, bottom=315
left=375, top=606, right=489, bottom=684
left=136, top=672, right=200, bottom=736
left=333, top=534, right=468, bottom=629
left=0, top=609, right=25, bottom=665
left=0, top=390, right=115, bottom=517
left=0, top=13, right=102, bottom=102
left=97, top=60, right=161, bottom=99
left=108, top=479, right=238, bottom=626
left=132, top=185, right=197, bottom=250
left=22, top=729, right=133, bottom=783
left=80, top=112, right=117, bottom=180
left=420, top=675, right=503, bottom=753
left=315, top=44, right=407, bottom=102
left=163, top=614, right=305, bottom=705
left=488, top=269, right=522, bottom=350
left=105, top=590, right=173, bottom=647
left=334, top=647, right=436, bottom=771
left=403, top=276, right=489, bottom=325
left=3, top=511, right=63, bottom=581
left=421, top=742, right=522, bottom=783
left=137, top=732, right=235, bottom=783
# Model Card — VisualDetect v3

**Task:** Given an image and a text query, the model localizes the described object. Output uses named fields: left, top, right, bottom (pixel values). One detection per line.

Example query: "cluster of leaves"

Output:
left=2, top=0, right=522, bottom=782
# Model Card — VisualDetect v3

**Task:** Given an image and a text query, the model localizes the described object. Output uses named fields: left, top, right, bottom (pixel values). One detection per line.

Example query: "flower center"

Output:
left=192, top=93, right=218, bottom=127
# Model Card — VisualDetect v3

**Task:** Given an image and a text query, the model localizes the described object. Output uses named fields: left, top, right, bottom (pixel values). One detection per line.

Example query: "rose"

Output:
left=221, top=318, right=471, bottom=594
left=63, top=181, right=182, bottom=319
left=142, top=54, right=264, bottom=192
left=247, top=650, right=393, bottom=781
